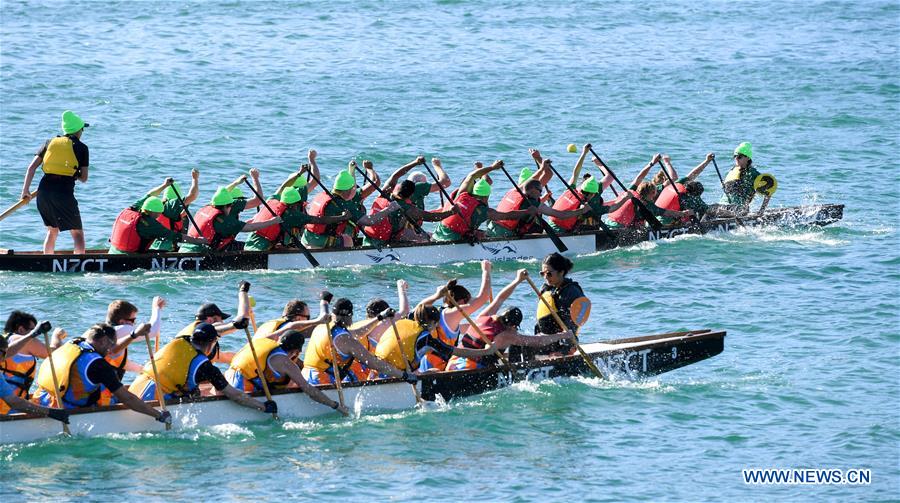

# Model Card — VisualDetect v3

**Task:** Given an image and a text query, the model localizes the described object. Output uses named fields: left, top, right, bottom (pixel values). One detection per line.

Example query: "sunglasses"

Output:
left=539, top=269, right=558, bottom=277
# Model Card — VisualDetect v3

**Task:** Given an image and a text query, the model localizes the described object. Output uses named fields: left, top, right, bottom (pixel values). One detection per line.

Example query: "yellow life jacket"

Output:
left=724, top=166, right=743, bottom=182
left=34, top=340, right=103, bottom=408
left=350, top=318, right=378, bottom=352
left=229, top=338, right=290, bottom=389
left=177, top=321, right=200, bottom=337
left=255, top=317, right=288, bottom=339
left=41, top=136, right=79, bottom=176
left=374, top=319, right=423, bottom=371
left=536, top=291, right=558, bottom=321
left=536, top=290, right=591, bottom=328
left=303, top=324, right=353, bottom=372
left=130, top=337, right=201, bottom=396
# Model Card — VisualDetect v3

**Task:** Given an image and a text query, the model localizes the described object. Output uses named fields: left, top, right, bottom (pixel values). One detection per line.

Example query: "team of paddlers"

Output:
left=1, top=254, right=597, bottom=425
left=12, top=111, right=771, bottom=254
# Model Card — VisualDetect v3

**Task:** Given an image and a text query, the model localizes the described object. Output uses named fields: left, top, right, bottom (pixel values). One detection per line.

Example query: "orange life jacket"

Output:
left=188, top=205, right=233, bottom=250
left=305, top=192, right=347, bottom=236
left=250, top=199, right=287, bottom=242
left=439, top=192, right=484, bottom=236
left=109, top=208, right=147, bottom=252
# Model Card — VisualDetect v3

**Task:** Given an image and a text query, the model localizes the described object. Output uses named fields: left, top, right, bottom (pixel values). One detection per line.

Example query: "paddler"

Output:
left=33, top=323, right=172, bottom=425
left=605, top=153, right=696, bottom=228
left=485, top=156, right=589, bottom=238
left=374, top=304, right=496, bottom=374
left=514, top=253, right=590, bottom=361
left=243, top=187, right=350, bottom=252
left=361, top=180, right=455, bottom=247
left=720, top=142, right=765, bottom=213
left=254, top=298, right=333, bottom=340
left=102, top=297, right=166, bottom=396
left=175, top=280, right=254, bottom=364
left=1, top=312, right=66, bottom=414
left=445, top=269, right=575, bottom=371
left=301, top=297, right=418, bottom=385
left=108, top=178, right=208, bottom=253
left=0, top=333, right=69, bottom=423
left=225, top=168, right=264, bottom=213
left=349, top=280, right=411, bottom=355
left=149, top=169, right=200, bottom=251
left=129, top=322, right=277, bottom=416
left=179, top=186, right=282, bottom=252
left=546, top=143, right=627, bottom=232
left=301, top=168, right=400, bottom=249
left=226, top=329, right=350, bottom=416
left=19, top=110, right=91, bottom=254
left=656, top=153, right=737, bottom=224
left=432, top=160, right=539, bottom=242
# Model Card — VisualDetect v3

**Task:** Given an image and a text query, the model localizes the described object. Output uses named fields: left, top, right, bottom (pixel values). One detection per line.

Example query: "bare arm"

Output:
left=240, top=217, right=281, bottom=232
left=110, top=323, right=150, bottom=356
left=308, top=211, right=350, bottom=225
left=494, top=329, right=573, bottom=351
left=397, top=280, right=410, bottom=318
left=270, top=355, right=345, bottom=413
left=335, top=333, right=405, bottom=378
left=568, top=144, right=591, bottom=186
left=356, top=201, right=399, bottom=227
left=112, top=387, right=163, bottom=419
left=146, top=178, right=172, bottom=197
left=78, top=165, right=89, bottom=183
left=459, top=162, right=502, bottom=194
left=244, top=168, right=263, bottom=209
left=604, top=195, right=631, bottom=212
left=359, top=161, right=380, bottom=200
left=382, top=157, right=423, bottom=193
left=430, top=158, right=452, bottom=193
left=416, top=284, right=448, bottom=310
left=21, top=155, right=43, bottom=199
left=661, top=155, right=678, bottom=181
left=480, top=270, right=527, bottom=318
left=2, top=394, right=59, bottom=416
left=307, top=150, right=320, bottom=192
left=277, top=166, right=307, bottom=195
left=450, top=345, right=497, bottom=359
left=684, top=153, right=715, bottom=181
left=226, top=175, right=247, bottom=192
left=486, top=206, right=535, bottom=222
left=630, top=154, right=661, bottom=187
left=184, top=169, right=200, bottom=205
left=539, top=203, right=589, bottom=219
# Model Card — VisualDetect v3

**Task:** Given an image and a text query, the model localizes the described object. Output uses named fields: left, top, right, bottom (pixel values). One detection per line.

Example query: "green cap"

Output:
left=281, top=187, right=302, bottom=204
left=581, top=176, right=600, bottom=194
left=518, top=168, right=533, bottom=185
left=334, top=171, right=356, bottom=191
left=733, top=142, right=753, bottom=160
left=61, top=110, right=88, bottom=134
left=230, top=186, right=245, bottom=199
left=292, top=174, right=308, bottom=189
left=211, top=186, right=235, bottom=206
left=164, top=182, right=182, bottom=201
left=473, top=178, right=492, bottom=197
left=141, top=196, right=165, bottom=213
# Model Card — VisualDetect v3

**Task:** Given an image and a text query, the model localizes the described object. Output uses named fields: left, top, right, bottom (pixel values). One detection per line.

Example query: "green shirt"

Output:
left=362, top=199, right=414, bottom=248
left=245, top=203, right=311, bottom=251
left=179, top=209, right=246, bottom=253
left=719, top=166, right=761, bottom=207
left=409, top=182, right=432, bottom=210
left=301, top=193, right=362, bottom=248
left=433, top=205, right=489, bottom=242
left=109, top=196, right=181, bottom=253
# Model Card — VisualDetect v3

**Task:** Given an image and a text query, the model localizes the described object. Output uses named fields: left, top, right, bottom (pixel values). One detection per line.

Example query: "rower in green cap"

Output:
left=20, top=110, right=91, bottom=254
left=720, top=142, right=764, bottom=213
left=108, top=179, right=208, bottom=253
left=244, top=187, right=350, bottom=251
left=148, top=169, right=200, bottom=251
left=432, top=160, right=539, bottom=242
left=179, top=186, right=282, bottom=252
left=302, top=169, right=397, bottom=248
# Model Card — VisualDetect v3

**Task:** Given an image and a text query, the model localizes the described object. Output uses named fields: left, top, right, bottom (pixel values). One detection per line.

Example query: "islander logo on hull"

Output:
left=479, top=242, right=520, bottom=259
left=366, top=252, right=401, bottom=264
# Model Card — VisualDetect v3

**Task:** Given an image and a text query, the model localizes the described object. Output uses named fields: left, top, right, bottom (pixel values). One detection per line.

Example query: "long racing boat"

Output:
left=0, top=204, right=842, bottom=273
left=0, top=329, right=724, bottom=444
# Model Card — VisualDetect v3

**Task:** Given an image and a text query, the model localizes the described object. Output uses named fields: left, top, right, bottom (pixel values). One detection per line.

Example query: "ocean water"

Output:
left=0, top=1, right=898, bottom=501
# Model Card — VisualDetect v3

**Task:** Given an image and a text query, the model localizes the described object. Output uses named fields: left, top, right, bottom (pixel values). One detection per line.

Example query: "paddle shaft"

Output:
left=709, top=156, right=731, bottom=204
left=498, top=165, right=569, bottom=253
left=321, top=305, right=346, bottom=409
left=523, top=276, right=604, bottom=379
left=242, top=178, right=320, bottom=268
left=241, top=327, right=278, bottom=420
left=353, top=163, right=426, bottom=235
left=303, top=168, right=372, bottom=242
left=387, top=317, right=423, bottom=404
left=41, top=332, right=71, bottom=435
left=0, top=190, right=38, bottom=222
left=545, top=160, right=615, bottom=240
left=168, top=182, right=204, bottom=237
left=588, top=147, right=663, bottom=230
left=444, top=295, right=514, bottom=373
left=142, top=332, right=171, bottom=430
left=588, top=151, right=619, bottom=197
left=657, top=160, right=701, bottom=225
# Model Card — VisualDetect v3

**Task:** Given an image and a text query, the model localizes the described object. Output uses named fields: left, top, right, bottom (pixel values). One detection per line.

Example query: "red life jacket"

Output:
left=607, top=190, right=643, bottom=227
left=460, top=314, right=504, bottom=350
left=363, top=196, right=407, bottom=242
left=156, top=212, right=184, bottom=233
left=188, top=205, right=233, bottom=250
left=656, top=183, right=685, bottom=209
left=110, top=208, right=147, bottom=252
left=440, top=192, right=484, bottom=236
left=305, top=192, right=347, bottom=236
left=250, top=199, right=287, bottom=242
left=549, top=189, right=587, bottom=231
left=494, top=188, right=527, bottom=232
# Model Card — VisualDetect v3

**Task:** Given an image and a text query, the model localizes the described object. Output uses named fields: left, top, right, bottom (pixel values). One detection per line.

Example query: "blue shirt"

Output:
left=0, top=376, right=16, bottom=398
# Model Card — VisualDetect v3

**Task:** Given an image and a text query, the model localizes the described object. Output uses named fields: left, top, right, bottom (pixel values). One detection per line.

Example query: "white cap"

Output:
left=408, top=171, right=428, bottom=184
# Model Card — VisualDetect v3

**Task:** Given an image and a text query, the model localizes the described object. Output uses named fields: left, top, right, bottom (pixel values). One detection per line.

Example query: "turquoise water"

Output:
left=1, top=1, right=898, bottom=500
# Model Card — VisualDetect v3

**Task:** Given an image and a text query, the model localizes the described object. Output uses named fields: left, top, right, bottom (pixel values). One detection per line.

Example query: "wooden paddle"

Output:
left=40, top=328, right=71, bottom=436
left=242, top=178, right=320, bottom=268
left=141, top=325, right=171, bottom=430
left=0, top=190, right=38, bottom=222
left=588, top=147, right=663, bottom=230
left=523, top=276, right=604, bottom=379
left=239, top=324, right=278, bottom=420
left=498, top=164, right=569, bottom=253
left=387, top=317, right=424, bottom=405
left=320, top=292, right=346, bottom=410
left=545, top=160, right=615, bottom=241
left=444, top=295, right=514, bottom=374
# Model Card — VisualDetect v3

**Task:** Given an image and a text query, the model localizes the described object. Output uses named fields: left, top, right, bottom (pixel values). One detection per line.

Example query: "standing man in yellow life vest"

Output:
left=227, top=330, right=350, bottom=416
left=1, top=311, right=67, bottom=414
left=20, top=110, right=91, bottom=254
left=129, top=322, right=277, bottom=416
left=0, top=331, right=70, bottom=424
left=33, top=323, right=171, bottom=425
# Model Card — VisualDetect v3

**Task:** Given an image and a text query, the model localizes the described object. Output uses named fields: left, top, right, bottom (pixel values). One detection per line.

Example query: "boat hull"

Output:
left=0, top=204, right=843, bottom=273
left=0, top=330, right=724, bottom=444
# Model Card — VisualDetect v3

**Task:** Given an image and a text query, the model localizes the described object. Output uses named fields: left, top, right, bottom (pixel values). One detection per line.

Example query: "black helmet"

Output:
left=191, top=322, right=219, bottom=344
left=499, top=307, right=523, bottom=328
left=278, top=330, right=306, bottom=352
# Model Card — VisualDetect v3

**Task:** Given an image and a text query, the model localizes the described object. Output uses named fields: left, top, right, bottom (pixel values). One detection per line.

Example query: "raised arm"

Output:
left=684, top=152, right=715, bottom=182
left=568, top=144, right=591, bottom=186
left=359, top=160, right=380, bottom=200
left=430, top=158, right=452, bottom=193
left=146, top=177, right=173, bottom=198
left=184, top=169, right=200, bottom=205
left=307, top=150, right=320, bottom=192
left=416, top=284, right=448, bottom=310
left=382, top=156, right=424, bottom=193
left=459, top=161, right=502, bottom=194
left=480, top=269, right=527, bottom=317
left=661, top=155, right=678, bottom=181
left=244, top=168, right=263, bottom=209
left=630, top=153, right=662, bottom=187
left=276, top=166, right=307, bottom=196
left=397, top=280, right=410, bottom=318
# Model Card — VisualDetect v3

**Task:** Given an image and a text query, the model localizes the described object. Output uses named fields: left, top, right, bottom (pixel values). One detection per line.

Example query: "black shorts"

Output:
left=37, top=176, right=82, bottom=231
